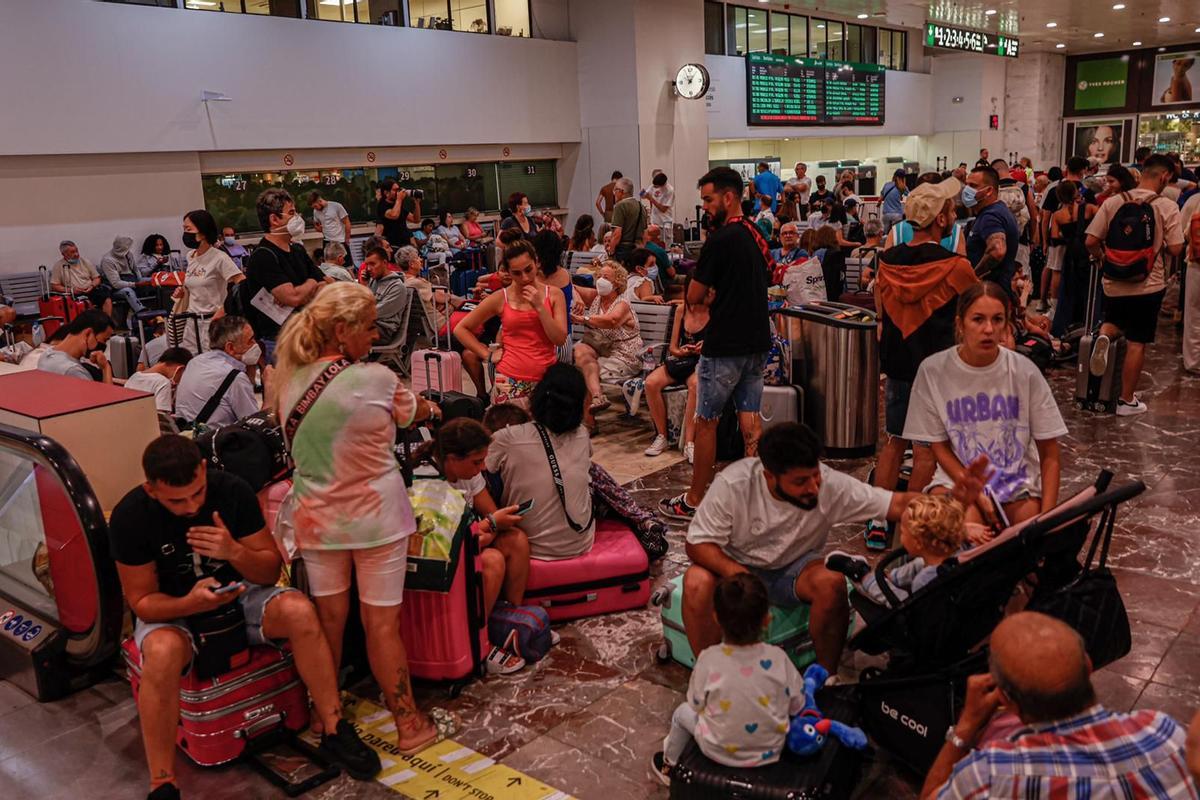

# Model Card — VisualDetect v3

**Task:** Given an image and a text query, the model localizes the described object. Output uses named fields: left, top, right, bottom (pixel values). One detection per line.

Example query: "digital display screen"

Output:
left=746, top=52, right=885, bottom=127
left=924, top=22, right=1019, bottom=58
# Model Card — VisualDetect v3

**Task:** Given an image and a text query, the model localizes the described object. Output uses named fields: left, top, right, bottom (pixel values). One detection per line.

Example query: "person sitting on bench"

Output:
left=682, top=423, right=989, bottom=675
left=109, top=435, right=380, bottom=800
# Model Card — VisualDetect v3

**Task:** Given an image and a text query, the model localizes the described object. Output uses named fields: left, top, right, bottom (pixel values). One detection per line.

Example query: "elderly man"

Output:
left=318, top=242, right=356, bottom=283
left=771, top=221, right=806, bottom=269
left=922, top=612, right=1197, bottom=799
left=608, top=176, right=647, bottom=263
left=51, top=240, right=113, bottom=316
left=174, top=315, right=264, bottom=429
left=99, top=236, right=148, bottom=315
left=362, top=246, right=409, bottom=343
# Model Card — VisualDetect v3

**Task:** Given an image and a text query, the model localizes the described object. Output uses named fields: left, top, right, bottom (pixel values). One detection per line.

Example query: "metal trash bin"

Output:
left=777, top=302, right=878, bottom=457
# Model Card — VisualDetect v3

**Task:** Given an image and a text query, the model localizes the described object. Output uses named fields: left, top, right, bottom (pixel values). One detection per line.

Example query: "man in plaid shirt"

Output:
left=922, top=612, right=1197, bottom=799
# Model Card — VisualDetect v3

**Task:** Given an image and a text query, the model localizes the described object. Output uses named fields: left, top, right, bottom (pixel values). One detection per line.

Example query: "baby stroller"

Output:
left=846, top=470, right=1142, bottom=773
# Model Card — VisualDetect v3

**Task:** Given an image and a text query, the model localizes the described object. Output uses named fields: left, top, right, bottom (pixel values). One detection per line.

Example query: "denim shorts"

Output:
left=747, top=551, right=823, bottom=608
left=695, top=352, right=768, bottom=420
left=133, top=583, right=297, bottom=671
left=884, top=377, right=913, bottom=437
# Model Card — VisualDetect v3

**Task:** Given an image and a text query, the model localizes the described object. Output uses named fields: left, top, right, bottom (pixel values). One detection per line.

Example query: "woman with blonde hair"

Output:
left=275, top=281, right=447, bottom=755
left=571, top=261, right=645, bottom=413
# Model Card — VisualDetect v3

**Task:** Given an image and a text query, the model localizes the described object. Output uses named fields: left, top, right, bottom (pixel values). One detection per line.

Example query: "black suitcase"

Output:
left=1073, top=259, right=1127, bottom=413
left=669, top=687, right=864, bottom=800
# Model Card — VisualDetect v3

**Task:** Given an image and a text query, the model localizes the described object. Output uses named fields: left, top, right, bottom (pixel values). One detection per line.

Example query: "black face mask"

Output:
left=182, top=232, right=200, bottom=249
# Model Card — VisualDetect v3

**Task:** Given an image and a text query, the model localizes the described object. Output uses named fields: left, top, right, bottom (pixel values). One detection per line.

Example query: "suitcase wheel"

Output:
left=447, top=681, right=465, bottom=700
left=656, top=641, right=672, bottom=663
left=649, top=586, right=670, bottom=607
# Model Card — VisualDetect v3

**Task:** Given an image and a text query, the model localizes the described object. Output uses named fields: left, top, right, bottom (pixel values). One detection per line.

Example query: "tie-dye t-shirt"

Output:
left=282, top=359, right=418, bottom=550
left=903, top=346, right=1068, bottom=502
left=688, top=641, right=806, bottom=767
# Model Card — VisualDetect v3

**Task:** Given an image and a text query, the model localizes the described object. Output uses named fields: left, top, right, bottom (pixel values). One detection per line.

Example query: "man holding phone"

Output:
left=109, top=435, right=380, bottom=800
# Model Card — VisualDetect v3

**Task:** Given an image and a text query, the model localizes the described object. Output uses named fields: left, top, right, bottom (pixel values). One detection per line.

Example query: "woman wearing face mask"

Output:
left=622, top=248, right=665, bottom=303
left=571, top=262, right=646, bottom=413
left=903, top=282, right=1066, bottom=539
left=274, top=282, right=450, bottom=756
left=170, top=209, right=245, bottom=355
left=454, top=240, right=569, bottom=406
left=500, top=193, right=540, bottom=240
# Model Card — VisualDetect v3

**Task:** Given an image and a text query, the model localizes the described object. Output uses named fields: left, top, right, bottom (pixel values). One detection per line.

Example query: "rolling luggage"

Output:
left=412, top=326, right=484, bottom=422
left=37, top=265, right=88, bottom=338
left=760, top=384, right=804, bottom=432
left=105, top=333, right=142, bottom=380
left=1074, top=259, right=1127, bottom=413
left=123, top=639, right=310, bottom=767
left=523, top=520, right=651, bottom=622
left=668, top=687, right=864, bottom=800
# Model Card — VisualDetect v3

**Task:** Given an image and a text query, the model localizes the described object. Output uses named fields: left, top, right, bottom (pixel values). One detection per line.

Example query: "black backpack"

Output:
left=195, top=410, right=292, bottom=492
left=1101, top=194, right=1156, bottom=282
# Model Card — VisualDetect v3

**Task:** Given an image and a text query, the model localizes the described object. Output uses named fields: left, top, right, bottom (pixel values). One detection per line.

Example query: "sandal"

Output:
left=589, top=396, right=611, bottom=413
left=395, top=710, right=460, bottom=756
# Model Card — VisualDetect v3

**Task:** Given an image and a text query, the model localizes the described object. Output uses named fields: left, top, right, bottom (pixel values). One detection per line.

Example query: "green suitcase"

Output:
left=652, top=573, right=853, bottom=670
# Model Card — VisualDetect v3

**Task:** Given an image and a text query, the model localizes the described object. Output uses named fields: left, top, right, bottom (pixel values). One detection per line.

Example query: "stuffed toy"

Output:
left=786, top=664, right=868, bottom=757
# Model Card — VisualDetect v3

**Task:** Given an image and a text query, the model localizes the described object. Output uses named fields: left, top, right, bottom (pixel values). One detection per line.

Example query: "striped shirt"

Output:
left=937, top=706, right=1198, bottom=800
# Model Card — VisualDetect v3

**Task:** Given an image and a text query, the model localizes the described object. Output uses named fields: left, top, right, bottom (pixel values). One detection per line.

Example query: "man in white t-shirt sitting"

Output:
left=683, top=423, right=988, bottom=673
left=124, top=347, right=192, bottom=413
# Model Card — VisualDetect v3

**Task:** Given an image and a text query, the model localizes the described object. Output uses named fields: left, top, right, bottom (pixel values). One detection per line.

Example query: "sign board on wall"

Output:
left=1062, top=118, right=1134, bottom=166
left=1152, top=52, right=1200, bottom=106
left=746, top=53, right=884, bottom=126
left=924, top=22, right=1019, bottom=58
left=1074, top=57, right=1130, bottom=111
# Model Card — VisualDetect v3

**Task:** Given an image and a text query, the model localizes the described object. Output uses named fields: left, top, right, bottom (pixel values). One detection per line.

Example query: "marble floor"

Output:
left=2, top=314, right=1199, bottom=800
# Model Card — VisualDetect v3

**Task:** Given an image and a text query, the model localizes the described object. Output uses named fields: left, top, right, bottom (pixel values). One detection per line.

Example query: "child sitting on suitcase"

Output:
left=653, top=573, right=808, bottom=785
left=825, top=494, right=966, bottom=604
left=109, top=435, right=381, bottom=800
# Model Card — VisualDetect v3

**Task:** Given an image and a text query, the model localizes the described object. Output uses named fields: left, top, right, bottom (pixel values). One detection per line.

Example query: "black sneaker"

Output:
left=825, top=550, right=871, bottom=582
left=651, top=751, right=672, bottom=786
left=320, top=719, right=382, bottom=780
left=658, top=493, right=696, bottom=521
left=147, top=785, right=181, bottom=800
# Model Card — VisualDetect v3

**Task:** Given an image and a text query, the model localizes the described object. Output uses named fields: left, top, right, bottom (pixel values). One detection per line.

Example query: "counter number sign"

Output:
left=924, top=22, right=1019, bottom=58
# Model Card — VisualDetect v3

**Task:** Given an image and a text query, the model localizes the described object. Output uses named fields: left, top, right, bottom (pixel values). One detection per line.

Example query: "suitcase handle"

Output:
left=539, top=592, right=597, bottom=608
left=235, top=710, right=286, bottom=740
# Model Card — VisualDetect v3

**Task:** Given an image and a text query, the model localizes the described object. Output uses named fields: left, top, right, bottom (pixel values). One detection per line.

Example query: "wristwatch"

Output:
left=945, top=726, right=973, bottom=751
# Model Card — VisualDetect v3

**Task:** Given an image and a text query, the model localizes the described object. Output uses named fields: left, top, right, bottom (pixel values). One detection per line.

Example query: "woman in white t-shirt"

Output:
left=170, top=210, right=245, bottom=355
left=903, top=282, right=1067, bottom=538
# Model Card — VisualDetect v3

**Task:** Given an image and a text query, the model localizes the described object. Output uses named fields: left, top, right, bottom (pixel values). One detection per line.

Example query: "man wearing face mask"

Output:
left=37, top=309, right=116, bottom=383
left=174, top=315, right=266, bottom=429
left=682, top=423, right=990, bottom=674
left=219, top=226, right=249, bottom=270
left=124, top=347, right=193, bottom=414
left=964, top=165, right=1019, bottom=299
left=51, top=240, right=114, bottom=317
left=99, top=236, right=148, bottom=316
left=242, top=189, right=330, bottom=364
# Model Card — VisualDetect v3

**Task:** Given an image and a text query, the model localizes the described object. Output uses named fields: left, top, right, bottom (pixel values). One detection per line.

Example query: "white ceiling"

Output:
left=752, top=1, right=1200, bottom=54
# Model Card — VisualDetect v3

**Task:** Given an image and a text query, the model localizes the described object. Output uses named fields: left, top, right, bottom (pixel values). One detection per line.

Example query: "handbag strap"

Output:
left=195, top=369, right=241, bottom=426
left=533, top=423, right=594, bottom=534
left=1082, top=502, right=1118, bottom=572
left=283, top=358, right=352, bottom=446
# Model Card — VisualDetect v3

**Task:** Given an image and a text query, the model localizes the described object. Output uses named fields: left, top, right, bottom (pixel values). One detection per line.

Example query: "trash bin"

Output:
left=777, top=302, right=878, bottom=457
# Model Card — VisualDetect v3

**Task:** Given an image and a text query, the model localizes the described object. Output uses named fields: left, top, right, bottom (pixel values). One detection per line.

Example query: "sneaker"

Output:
left=863, top=519, right=889, bottom=551
left=658, top=493, right=696, bottom=521
left=1115, top=395, right=1148, bottom=417
left=550, top=629, right=562, bottom=647
left=644, top=434, right=669, bottom=457
left=1089, top=334, right=1111, bottom=377
left=147, top=785, right=180, bottom=800
left=319, top=719, right=383, bottom=780
left=484, top=644, right=526, bottom=675
left=684, top=442, right=694, bottom=464
left=825, top=551, right=871, bottom=582
left=651, top=751, right=672, bottom=786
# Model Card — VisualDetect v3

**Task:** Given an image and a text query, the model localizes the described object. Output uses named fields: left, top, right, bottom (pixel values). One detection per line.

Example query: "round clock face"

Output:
left=675, top=63, right=710, bottom=100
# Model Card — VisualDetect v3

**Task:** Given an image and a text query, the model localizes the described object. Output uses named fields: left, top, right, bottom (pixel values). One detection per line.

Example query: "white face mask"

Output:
left=522, top=204, right=532, bottom=215
left=595, top=277, right=614, bottom=296
left=286, top=214, right=306, bottom=239
left=239, top=343, right=262, bottom=366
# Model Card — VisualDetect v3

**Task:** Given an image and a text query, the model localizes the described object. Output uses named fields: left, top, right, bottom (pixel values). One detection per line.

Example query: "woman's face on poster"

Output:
left=1087, top=125, right=1117, bottom=162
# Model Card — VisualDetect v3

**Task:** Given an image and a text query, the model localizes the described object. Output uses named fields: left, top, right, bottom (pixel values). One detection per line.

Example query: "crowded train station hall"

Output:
left=2, top=1, right=1200, bottom=798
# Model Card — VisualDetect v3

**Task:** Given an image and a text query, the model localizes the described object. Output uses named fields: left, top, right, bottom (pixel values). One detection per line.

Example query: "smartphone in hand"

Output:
left=213, top=581, right=244, bottom=596
left=515, top=499, right=535, bottom=516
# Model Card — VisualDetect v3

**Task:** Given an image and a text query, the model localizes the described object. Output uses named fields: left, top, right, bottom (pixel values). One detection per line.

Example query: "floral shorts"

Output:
left=492, top=371, right=538, bottom=406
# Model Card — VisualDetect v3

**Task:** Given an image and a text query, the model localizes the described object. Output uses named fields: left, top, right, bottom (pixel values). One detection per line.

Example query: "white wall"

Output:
left=0, top=0, right=582, bottom=156
left=704, top=55, right=934, bottom=141
left=1004, top=53, right=1066, bottom=168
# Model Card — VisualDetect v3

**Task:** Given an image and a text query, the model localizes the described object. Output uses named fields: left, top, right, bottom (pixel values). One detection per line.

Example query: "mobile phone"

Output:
left=514, top=499, right=535, bottom=516
left=212, top=581, right=244, bottom=595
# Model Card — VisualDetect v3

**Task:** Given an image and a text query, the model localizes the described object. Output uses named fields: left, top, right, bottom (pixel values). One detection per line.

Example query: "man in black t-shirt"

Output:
left=375, top=178, right=420, bottom=249
left=241, top=188, right=329, bottom=360
left=110, top=436, right=378, bottom=799
left=660, top=167, right=771, bottom=521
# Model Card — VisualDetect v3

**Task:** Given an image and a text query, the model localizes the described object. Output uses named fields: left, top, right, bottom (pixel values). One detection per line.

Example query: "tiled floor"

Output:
left=2, top=316, right=1199, bottom=799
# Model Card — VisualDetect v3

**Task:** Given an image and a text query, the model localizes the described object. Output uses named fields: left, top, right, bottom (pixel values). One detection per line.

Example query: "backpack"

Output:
left=195, top=410, right=292, bottom=492
left=998, top=181, right=1031, bottom=229
left=487, top=603, right=552, bottom=663
left=1101, top=193, right=1157, bottom=282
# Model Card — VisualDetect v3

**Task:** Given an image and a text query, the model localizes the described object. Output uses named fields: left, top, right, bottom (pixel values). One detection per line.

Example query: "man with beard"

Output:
left=681, top=423, right=989, bottom=673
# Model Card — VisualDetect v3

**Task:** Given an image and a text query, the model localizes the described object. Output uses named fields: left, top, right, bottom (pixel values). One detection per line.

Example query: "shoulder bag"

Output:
left=533, top=423, right=594, bottom=534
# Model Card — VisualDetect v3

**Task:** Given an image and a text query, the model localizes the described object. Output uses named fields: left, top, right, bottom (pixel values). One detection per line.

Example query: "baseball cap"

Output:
left=893, top=168, right=907, bottom=179
left=903, top=177, right=962, bottom=229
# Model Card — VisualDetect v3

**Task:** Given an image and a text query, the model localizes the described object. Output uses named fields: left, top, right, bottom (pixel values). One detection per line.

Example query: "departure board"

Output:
left=746, top=52, right=885, bottom=127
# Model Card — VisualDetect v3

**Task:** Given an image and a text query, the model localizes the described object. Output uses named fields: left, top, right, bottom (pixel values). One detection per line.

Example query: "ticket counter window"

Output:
left=183, top=0, right=299, bottom=15
left=306, top=0, right=402, bottom=25
left=494, top=0, right=529, bottom=37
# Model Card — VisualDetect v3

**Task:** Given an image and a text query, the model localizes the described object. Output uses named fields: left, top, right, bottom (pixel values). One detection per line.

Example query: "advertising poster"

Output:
left=1063, top=119, right=1134, bottom=165
left=1073, top=57, right=1129, bottom=111
left=1152, top=52, right=1199, bottom=106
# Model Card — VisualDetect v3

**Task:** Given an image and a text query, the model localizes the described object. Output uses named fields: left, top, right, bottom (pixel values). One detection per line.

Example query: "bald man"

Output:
left=922, top=612, right=1197, bottom=799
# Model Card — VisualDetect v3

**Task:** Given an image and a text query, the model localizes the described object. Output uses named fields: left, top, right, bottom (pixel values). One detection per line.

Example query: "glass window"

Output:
left=451, top=0, right=488, bottom=33
left=878, top=28, right=893, bottom=70
left=768, top=11, right=789, bottom=55
left=789, top=14, right=808, bottom=57
left=704, top=1, right=725, bottom=56
left=860, top=25, right=876, bottom=65
left=894, top=30, right=907, bottom=70
left=493, top=0, right=529, bottom=37
left=434, top=163, right=500, bottom=212
left=746, top=7, right=767, bottom=54
left=409, top=0, right=451, bottom=28
left=825, top=19, right=844, bottom=61
left=184, top=0, right=298, bottom=15
left=498, top=160, right=558, bottom=209
left=845, top=23, right=862, bottom=63
left=307, top=0, right=402, bottom=24
left=101, top=0, right=176, bottom=7
left=729, top=6, right=747, bottom=56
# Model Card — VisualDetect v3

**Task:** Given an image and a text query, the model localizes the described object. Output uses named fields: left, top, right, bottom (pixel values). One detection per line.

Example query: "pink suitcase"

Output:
left=409, top=319, right=463, bottom=394
left=399, top=532, right=488, bottom=695
left=523, top=520, right=651, bottom=622
left=123, top=639, right=310, bottom=766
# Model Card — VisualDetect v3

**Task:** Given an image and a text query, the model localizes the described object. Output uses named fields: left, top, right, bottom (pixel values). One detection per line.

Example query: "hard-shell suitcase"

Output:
left=653, top=573, right=852, bottom=672
left=410, top=313, right=464, bottom=394
left=414, top=333, right=484, bottom=422
left=123, top=639, right=310, bottom=767
left=523, top=520, right=651, bottom=622
left=668, top=687, right=864, bottom=800
left=106, top=333, right=142, bottom=380
left=1074, top=259, right=1128, bottom=413
left=37, top=265, right=88, bottom=338
left=760, top=384, right=804, bottom=432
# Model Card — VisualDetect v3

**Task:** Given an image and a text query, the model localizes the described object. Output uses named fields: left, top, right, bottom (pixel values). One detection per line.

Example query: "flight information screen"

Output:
left=746, top=52, right=885, bottom=126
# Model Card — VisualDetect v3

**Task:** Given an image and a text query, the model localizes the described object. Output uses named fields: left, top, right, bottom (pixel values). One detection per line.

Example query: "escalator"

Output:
left=0, top=423, right=123, bottom=701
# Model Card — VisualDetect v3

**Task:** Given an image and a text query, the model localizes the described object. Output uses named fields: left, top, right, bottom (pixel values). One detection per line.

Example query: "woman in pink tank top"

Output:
left=454, top=240, right=568, bottom=404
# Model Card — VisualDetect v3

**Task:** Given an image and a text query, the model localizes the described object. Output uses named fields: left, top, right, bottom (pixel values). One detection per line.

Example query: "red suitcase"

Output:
left=38, top=265, right=89, bottom=338
left=523, top=520, right=651, bottom=622
left=123, top=638, right=310, bottom=766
